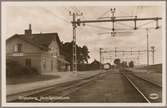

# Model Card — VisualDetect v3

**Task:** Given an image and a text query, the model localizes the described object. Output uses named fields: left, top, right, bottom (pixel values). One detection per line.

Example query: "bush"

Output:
left=6, top=60, right=22, bottom=77
left=6, top=60, right=39, bottom=77
left=27, top=67, right=39, bottom=75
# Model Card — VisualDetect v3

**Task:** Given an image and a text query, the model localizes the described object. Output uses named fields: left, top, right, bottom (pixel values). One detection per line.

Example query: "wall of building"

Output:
left=48, top=41, right=70, bottom=72
left=40, top=40, right=60, bottom=73
left=48, top=40, right=60, bottom=57
left=6, top=37, right=43, bottom=73
left=41, top=53, right=58, bottom=73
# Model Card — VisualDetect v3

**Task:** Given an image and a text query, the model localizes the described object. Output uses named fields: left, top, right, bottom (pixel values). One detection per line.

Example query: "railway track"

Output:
left=27, top=71, right=149, bottom=103
left=130, top=72, right=162, bottom=88
left=122, top=70, right=162, bottom=103
left=8, top=72, right=107, bottom=102
left=8, top=69, right=161, bottom=103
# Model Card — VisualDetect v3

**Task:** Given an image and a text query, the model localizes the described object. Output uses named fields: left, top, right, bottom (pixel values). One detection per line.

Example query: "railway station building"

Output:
left=6, top=24, right=70, bottom=73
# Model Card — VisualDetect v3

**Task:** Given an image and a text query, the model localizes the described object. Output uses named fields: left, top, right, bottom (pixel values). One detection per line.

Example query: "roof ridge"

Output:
left=7, top=32, right=61, bottom=51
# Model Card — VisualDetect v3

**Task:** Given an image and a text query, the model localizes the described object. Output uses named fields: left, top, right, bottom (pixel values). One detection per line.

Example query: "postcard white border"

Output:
left=1, top=1, right=166, bottom=107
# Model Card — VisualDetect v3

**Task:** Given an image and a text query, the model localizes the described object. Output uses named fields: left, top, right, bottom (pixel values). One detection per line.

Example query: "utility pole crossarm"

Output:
left=101, top=50, right=153, bottom=53
left=72, top=17, right=162, bottom=24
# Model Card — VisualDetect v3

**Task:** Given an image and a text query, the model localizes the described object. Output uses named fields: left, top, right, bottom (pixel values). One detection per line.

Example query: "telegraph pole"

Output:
left=146, top=28, right=149, bottom=66
left=115, top=47, right=117, bottom=57
left=111, top=8, right=116, bottom=33
left=71, top=13, right=77, bottom=72
left=99, top=48, right=102, bottom=71
left=151, top=46, right=155, bottom=64
left=70, top=11, right=83, bottom=72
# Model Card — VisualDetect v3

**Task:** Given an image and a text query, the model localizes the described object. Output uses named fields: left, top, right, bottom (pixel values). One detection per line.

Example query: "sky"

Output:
left=3, top=2, right=164, bottom=65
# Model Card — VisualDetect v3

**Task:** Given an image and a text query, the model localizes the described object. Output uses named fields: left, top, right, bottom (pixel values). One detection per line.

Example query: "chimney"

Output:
left=25, top=24, right=32, bottom=37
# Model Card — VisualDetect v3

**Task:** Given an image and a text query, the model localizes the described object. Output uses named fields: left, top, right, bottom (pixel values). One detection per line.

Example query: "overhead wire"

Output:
left=115, top=8, right=136, bottom=29
left=97, top=10, right=111, bottom=19
left=68, top=7, right=105, bottom=41
left=86, top=24, right=113, bottom=31
left=70, top=7, right=100, bottom=37
left=73, top=8, right=124, bottom=40
left=73, top=6, right=81, bottom=13
left=74, top=7, right=119, bottom=38
left=40, top=7, right=70, bottom=24
left=137, top=20, right=155, bottom=28
left=69, top=6, right=78, bottom=13
left=118, top=9, right=132, bottom=17
left=116, top=22, right=134, bottom=29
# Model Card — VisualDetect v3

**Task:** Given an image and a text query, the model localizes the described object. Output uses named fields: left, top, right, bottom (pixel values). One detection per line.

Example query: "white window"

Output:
left=14, top=43, right=23, bottom=52
left=42, top=57, right=46, bottom=70
left=50, top=47, right=54, bottom=51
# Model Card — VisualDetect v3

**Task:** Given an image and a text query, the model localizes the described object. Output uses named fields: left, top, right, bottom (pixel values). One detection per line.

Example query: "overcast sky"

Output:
left=3, top=2, right=164, bottom=65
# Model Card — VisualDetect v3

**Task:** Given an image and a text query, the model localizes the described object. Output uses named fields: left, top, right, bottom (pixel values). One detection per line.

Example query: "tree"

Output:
left=61, top=42, right=73, bottom=63
left=61, top=41, right=90, bottom=65
left=121, top=61, right=128, bottom=68
left=82, top=45, right=90, bottom=63
left=129, top=61, right=134, bottom=68
left=114, top=58, right=121, bottom=67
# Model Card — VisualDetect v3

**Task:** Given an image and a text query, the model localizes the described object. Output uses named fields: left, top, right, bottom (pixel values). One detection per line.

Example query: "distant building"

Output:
left=90, top=59, right=101, bottom=70
left=78, top=59, right=101, bottom=71
left=6, top=24, right=70, bottom=73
